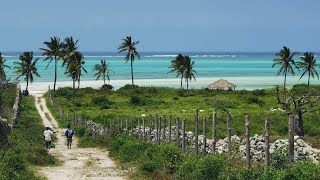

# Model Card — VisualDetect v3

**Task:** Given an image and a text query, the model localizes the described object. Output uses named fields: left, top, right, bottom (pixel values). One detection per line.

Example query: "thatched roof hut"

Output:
left=207, top=79, right=236, bottom=90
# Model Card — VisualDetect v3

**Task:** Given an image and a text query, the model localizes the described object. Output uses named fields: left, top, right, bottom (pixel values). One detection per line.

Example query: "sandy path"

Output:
left=33, top=93, right=127, bottom=180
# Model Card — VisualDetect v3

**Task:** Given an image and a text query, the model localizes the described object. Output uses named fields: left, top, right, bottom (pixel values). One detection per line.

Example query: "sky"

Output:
left=0, top=0, right=319, bottom=52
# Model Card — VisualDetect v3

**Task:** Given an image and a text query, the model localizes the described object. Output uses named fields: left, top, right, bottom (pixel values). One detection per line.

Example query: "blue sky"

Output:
left=0, top=0, right=319, bottom=52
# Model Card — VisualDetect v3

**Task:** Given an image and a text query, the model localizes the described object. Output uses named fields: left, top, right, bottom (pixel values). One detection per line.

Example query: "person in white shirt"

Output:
left=43, top=127, right=55, bottom=149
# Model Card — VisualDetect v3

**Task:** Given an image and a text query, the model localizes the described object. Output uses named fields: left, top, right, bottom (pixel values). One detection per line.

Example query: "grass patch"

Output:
left=0, top=96, right=58, bottom=180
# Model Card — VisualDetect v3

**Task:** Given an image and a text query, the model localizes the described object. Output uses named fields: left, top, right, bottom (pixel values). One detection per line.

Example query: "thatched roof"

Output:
left=207, top=79, right=236, bottom=90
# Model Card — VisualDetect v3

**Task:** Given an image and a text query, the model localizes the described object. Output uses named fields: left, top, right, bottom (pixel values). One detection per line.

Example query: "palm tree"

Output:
left=168, top=54, right=185, bottom=89
left=74, top=51, right=87, bottom=89
left=272, top=46, right=298, bottom=96
left=118, top=36, right=140, bottom=86
left=297, top=52, right=319, bottom=86
left=14, top=52, right=40, bottom=92
left=93, top=59, right=112, bottom=85
left=40, top=36, right=64, bottom=91
left=0, top=52, right=10, bottom=83
left=183, top=56, right=197, bottom=90
left=62, top=36, right=79, bottom=67
left=64, top=61, right=78, bottom=99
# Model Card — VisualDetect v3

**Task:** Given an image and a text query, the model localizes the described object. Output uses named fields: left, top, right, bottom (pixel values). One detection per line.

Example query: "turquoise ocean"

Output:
left=2, top=52, right=319, bottom=90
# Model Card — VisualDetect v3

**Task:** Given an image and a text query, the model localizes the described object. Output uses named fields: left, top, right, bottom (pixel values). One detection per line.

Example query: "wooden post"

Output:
left=120, top=119, right=123, bottom=132
left=156, top=114, right=159, bottom=144
left=131, top=118, right=133, bottom=135
left=169, top=115, right=172, bottom=142
left=149, top=115, right=152, bottom=142
left=245, top=115, right=251, bottom=169
left=203, top=116, right=207, bottom=154
left=126, top=119, right=128, bottom=133
left=176, top=118, right=180, bottom=147
left=212, top=109, right=217, bottom=153
left=288, top=115, right=295, bottom=164
left=182, top=119, right=186, bottom=152
left=227, top=112, right=232, bottom=153
left=195, top=109, right=199, bottom=155
left=143, top=118, right=146, bottom=141
left=138, top=119, right=141, bottom=139
left=163, top=115, right=166, bottom=141
left=265, top=117, right=270, bottom=169
left=159, top=117, right=162, bottom=143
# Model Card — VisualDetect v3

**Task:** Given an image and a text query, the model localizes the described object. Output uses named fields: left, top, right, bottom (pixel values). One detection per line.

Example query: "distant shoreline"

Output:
left=22, top=76, right=314, bottom=94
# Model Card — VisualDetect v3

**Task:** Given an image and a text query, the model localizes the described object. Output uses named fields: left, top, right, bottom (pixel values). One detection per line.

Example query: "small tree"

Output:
left=183, top=55, right=197, bottom=90
left=93, top=59, right=113, bottom=85
left=0, top=52, right=10, bottom=83
left=297, top=52, right=319, bottom=86
left=14, top=52, right=40, bottom=92
left=168, top=54, right=185, bottom=89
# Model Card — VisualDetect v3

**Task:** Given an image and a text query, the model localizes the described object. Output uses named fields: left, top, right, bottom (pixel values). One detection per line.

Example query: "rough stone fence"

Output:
left=0, top=83, right=22, bottom=149
left=48, top=92, right=320, bottom=169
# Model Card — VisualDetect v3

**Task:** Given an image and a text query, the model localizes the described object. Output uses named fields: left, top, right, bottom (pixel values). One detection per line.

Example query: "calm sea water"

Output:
left=2, top=52, right=319, bottom=89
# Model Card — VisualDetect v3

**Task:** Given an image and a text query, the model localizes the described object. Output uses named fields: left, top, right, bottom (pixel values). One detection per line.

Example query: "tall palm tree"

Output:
left=272, top=46, right=298, bottom=96
left=183, top=56, right=197, bottom=90
left=74, top=51, right=87, bottom=89
left=168, top=54, right=185, bottom=89
left=62, top=36, right=79, bottom=67
left=0, top=52, right=10, bottom=83
left=14, top=52, right=40, bottom=92
left=64, top=61, right=78, bottom=99
left=118, top=36, right=140, bottom=86
left=93, top=59, right=112, bottom=85
left=40, top=36, right=64, bottom=91
left=297, top=52, right=319, bottom=86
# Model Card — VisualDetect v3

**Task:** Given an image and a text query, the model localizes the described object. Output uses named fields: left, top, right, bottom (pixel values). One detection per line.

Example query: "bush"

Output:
left=118, top=84, right=139, bottom=91
left=246, top=96, right=264, bottom=106
left=100, top=84, right=113, bottom=91
left=130, top=95, right=145, bottom=106
left=270, top=147, right=288, bottom=170
left=92, top=96, right=115, bottom=107
left=140, top=161, right=160, bottom=173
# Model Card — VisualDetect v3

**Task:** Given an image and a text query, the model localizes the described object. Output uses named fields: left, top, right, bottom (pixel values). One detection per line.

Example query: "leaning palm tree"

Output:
left=0, top=52, right=11, bottom=83
left=40, top=36, right=64, bottom=91
left=118, top=36, right=140, bottom=86
left=93, top=59, right=112, bottom=85
left=62, top=36, right=79, bottom=67
left=183, top=56, right=197, bottom=90
left=64, top=61, right=78, bottom=99
left=14, top=52, right=40, bottom=92
left=272, top=46, right=298, bottom=96
left=297, top=52, right=319, bottom=86
left=168, top=54, right=185, bottom=89
left=73, top=51, right=87, bottom=89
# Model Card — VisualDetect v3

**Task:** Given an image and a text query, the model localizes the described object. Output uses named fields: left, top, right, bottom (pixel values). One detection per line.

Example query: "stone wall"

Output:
left=0, top=117, right=11, bottom=149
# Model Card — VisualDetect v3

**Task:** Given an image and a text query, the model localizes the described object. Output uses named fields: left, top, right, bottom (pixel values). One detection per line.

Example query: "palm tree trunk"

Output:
left=284, top=72, right=287, bottom=98
left=187, top=79, right=189, bottom=90
left=308, top=72, right=311, bottom=86
left=103, top=73, right=106, bottom=85
left=130, top=59, right=134, bottom=86
left=78, top=75, right=80, bottom=89
left=73, top=79, right=75, bottom=99
left=54, top=56, right=57, bottom=91
left=180, top=76, right=183, bottom=89
left=26, top=76, right=29, bottom=91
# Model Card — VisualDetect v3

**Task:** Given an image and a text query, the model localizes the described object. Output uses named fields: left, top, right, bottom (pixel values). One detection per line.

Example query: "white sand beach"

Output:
left=22, top=76, right=313, bottom=94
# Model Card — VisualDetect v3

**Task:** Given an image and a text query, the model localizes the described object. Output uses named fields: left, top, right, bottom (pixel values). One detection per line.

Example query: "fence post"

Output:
left=126, top=119, right=128, bottom=133
left=159, top=117, right=162, bottom=143
left=120, top=119, right=123, bottom=133
left=149, top=115, right=152, bottom=142
left=227, top=112, right=232, bottom=154
left=176, top=118, right=180, bottom=148
left=138, top=119, right=141, bottom=139
left=212, top=109, right=217, bottom=153
left=245, top=115, right=251, bottom=169
left=131, top=118, right=133, bottom=135
left=169, top=115, right=172, bottom=142
left=195, top=109, right=199, bottom=155
left=163, top=115, right=166, bottom=141
left=182, top=119, right=186, bottom=152
left=156, top=114, right=159, bottom=144
left=288, top=115, right=295, bottom=164
left=203, top=116, right=207, bottom=154
left=143, top=118, right=146, bottom=141
left=265, top=117, right=270, bottom=169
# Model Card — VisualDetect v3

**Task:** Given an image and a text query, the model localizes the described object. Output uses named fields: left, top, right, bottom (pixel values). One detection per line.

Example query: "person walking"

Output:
left=65, top=125, right=75, bottom=149
left=43, top=127, right=55, bottom=149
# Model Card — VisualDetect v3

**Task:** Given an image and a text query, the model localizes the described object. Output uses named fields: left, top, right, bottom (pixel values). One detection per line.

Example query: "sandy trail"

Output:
left=33, top=93, right=127, bottom=180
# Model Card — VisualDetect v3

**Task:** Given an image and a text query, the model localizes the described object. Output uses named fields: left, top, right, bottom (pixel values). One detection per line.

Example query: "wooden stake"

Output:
left=265, top=117, right=270, bottom=169
left=176, top=118, right=180, bottom=147
left=169, top=115, right=172, bottom=142
left=203, top=116, right=207, bottom=154
left=212, top=109, right=217, bottom=153
left=182, top=119, right=186, bottom=152
left=245, top=115, right=251, bottom=169
left=195, top=109, right=199, bottom=155
left=227, top=112, right=232, bottom=154
left=288, top=115, right=295, bottom=164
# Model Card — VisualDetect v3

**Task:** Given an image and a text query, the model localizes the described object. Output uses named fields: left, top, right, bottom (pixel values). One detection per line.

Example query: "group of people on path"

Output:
left=43, top=125, right=74, bottom=149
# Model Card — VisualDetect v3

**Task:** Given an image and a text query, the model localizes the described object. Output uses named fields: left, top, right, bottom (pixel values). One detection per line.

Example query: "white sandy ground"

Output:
left=33, top=92, right=128, bottom=180
left=19, top=76, right=315, bottom=94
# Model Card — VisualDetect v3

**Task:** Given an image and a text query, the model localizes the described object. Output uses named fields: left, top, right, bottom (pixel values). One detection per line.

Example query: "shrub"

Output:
left=92, top=96, right=115, bottom=107
left=100, top=84, right=113, bottom=91
left=246, top=96, right=264, bottom=106
left=252, top=89, right=267, bottom=96
left=270, top=147, right=288, bottom=170
left=130, top=95, right=145, bottom=106
left=140, top=161, right=160, bottom=173
left=173, top=96, right=179, bottom=100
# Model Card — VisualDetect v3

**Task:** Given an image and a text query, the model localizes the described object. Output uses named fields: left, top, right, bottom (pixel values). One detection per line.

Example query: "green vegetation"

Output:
left=93, top=59, right=113, bottom=85
left=0, top=52, right=11, bottom=82
left=0, top=96, right=57, bottom=180
left=13, top=52, right=41, bottom=93
left=0, top=83, right=16, bottom=122
left=297, top=52, right=319, bottom=86
left=49, top=85, right=320, bottom=141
